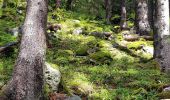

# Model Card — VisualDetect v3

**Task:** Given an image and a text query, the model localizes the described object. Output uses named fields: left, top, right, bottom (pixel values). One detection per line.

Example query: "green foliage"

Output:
left=127, top=41, right=146, bottom=50
left=89, top=49, right=113, bottom=64
left=0, top=1, right=170, bottom=99
left=158, top=91, right=170, bottom=99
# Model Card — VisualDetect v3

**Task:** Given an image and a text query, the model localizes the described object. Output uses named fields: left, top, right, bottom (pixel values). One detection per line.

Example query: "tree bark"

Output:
left=135, top=0, right=151, bottom=35
left=120, top=0, right=128, bottom=30
left=55, top=0, right=61, bottom=8
left=105, top=0, right=112, bottom=24
left=1, top=0, right=48, bottom=99
left=148, top=0, right=154, bottom=29
left=154, top=0, right=170, bottom=72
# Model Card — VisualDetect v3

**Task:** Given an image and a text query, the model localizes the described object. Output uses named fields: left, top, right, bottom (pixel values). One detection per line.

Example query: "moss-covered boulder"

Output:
left=89, top=49, right=113, bottom=64
left=57, top=49, right=74, bottom=57
left=127, top=41, right=146, bottom=50
left=76, top=45, right=89, bottom=56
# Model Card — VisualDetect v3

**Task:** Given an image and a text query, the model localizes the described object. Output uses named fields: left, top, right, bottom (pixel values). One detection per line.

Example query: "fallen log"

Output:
left=0, top=42, right=18, bottom=53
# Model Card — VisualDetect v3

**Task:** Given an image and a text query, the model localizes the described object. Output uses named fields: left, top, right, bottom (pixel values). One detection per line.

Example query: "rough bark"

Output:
left=148, top=0, right=154, bottom=29
left=105, top=0, right=112, bottom=24
left=135, top=0, right=151, bottom=35
left=1, top=0, right=48, bottom=99
left=154, top=0, right=170, bottom=72
left=120, top=0, right=128, bottom=30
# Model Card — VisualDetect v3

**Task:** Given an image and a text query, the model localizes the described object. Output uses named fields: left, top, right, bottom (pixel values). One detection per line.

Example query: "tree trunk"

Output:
left=105, top=0, right=112, bottom=24
left=135, top=0, right=151, bottom=35
left=66, top=0, right=73, bottom=10
left=120, top=0, right=128, bottom=30
left=55, top=0, right=61, bottom=8
left=1, top=0, right=48, bottom=99
left=154, top=0, right=170, bottom=72
left=148, top=0, right=154, bottom=29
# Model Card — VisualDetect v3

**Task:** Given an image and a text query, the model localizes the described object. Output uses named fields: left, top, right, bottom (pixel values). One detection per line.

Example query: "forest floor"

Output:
left=0, top=9, right=170, bottom=99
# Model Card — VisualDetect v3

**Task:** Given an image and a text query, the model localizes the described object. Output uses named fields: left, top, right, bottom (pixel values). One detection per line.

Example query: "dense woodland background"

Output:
left=0, top=0, right=170, bottom=99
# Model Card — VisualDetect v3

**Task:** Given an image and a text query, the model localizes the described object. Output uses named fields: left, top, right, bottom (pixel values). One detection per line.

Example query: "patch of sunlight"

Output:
left=69, top=72, right=94, bottom=95
left=118, top=69, right=139, bottom=75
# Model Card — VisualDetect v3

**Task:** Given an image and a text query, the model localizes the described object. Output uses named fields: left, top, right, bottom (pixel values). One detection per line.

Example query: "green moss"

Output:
left=127, top=41, right=147, bottom=50
left=133, top=88, right=147, bottom=95
left=116, top=33, right=123, bottom=41
left=97, top=40, right=111, bottom=48
left=43, top=84, right=51, bottom=99
left=127, top=21, right=134, bottom=28
left=57, top=49, right=74, bottom=57
left=55, top=57, right=70, bottom=65
left=89, top=49, right=112, bottom=64
left=46, top=62, right=59, bottom=70
left=76, top=45, right=89, bottom=56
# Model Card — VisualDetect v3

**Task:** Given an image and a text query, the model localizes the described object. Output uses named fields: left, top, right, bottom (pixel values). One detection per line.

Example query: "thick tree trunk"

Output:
left=120, top=0, right=128, bottom=30
left=154, top=0, right=170, bottom=72
left=66, top=0, right=73, bottom=10
left=105, top=0, right=112, bottom=24
left=1, top=0, right=48, bottom=99
left=135, top=0, right=151, bottom=35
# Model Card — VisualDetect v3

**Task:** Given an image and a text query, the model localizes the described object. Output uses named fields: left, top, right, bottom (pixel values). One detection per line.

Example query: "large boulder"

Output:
left=44, top=62, right=61, bottom=91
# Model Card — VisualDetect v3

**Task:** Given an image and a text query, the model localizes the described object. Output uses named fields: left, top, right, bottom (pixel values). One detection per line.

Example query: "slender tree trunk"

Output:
left=1, top=0, right=48, bottom=99
left=55, top=0, right=61, bottom=8
left=148, top=0, right=154, bottom=29
left=154, top=0, right=170, bottom=72
left=135, top=0, right=151, bottom=35
left=105, top=0, right=112, bottom=24
left=66, top=0, right=73, bottom=10
left=120, top=0, right=128, bottom=30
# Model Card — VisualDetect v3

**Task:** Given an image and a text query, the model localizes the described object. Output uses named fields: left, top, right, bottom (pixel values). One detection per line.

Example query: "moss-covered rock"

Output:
left=89, top=49, right=113, bottom=64
left=55, top=57, right=70, bottom=65
left=57, top=49, right=74, bottom=57
left=76, top=45, right=89, bottom=56
left=127, top=41, right=146, bottom=50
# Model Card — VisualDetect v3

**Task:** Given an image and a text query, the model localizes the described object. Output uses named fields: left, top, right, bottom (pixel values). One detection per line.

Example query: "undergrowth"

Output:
left=0, top=8, right=170, bottom=100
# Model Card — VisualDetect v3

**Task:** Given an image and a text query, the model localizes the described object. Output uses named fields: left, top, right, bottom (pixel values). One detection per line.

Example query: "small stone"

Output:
left=73, top=28, right=83, bottom=35
left=66, top=95, right=81, bottom=100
